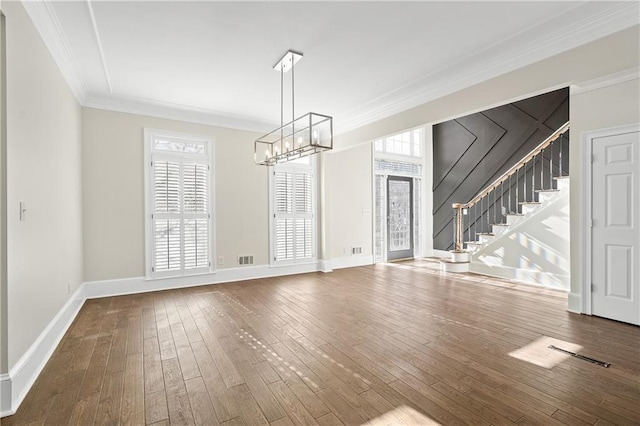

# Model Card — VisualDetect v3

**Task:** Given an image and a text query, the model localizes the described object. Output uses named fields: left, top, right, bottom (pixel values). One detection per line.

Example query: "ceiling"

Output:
left=24, top=1, right=639, bottom=134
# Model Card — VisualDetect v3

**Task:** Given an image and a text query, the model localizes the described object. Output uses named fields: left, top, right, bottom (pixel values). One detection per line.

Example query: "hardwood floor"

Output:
left=3, top=259, right=639, bottom=426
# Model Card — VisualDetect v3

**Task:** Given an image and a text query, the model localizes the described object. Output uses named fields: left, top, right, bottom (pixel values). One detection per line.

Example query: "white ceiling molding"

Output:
left=571, top=66, right=640, bottom=95
left=20, top=0, right=88, bottom=103
left=85, top=0, right=112, bottom=94
left=83, top=94, right=278, bottom=134
left=21, top=1, right=639, bottom=135
left=335, top=1, right=640, bottom=134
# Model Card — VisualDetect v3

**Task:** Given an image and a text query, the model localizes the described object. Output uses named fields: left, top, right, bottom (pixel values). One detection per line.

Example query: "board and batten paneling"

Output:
left=432, top=88, right=569, bottom=251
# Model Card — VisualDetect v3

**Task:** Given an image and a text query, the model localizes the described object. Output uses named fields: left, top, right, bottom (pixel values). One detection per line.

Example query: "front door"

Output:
left=591, top=128, right=639, bottom=325
left=387, top=176, right=413, bottom=261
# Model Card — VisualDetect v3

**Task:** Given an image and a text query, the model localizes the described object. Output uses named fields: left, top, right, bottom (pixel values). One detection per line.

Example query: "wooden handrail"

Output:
left=463, top=121, right=569, bottom=208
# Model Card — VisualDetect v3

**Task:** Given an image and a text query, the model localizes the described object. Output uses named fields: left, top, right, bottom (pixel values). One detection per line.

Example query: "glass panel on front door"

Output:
left=387, top=176, right=413, bottom=260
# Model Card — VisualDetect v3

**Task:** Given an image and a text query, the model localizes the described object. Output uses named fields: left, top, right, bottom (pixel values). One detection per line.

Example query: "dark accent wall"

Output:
left=432, top=88, right=569, bottom=251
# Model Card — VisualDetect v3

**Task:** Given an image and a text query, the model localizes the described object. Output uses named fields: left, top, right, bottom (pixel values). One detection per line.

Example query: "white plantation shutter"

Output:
left=183, top=162, right=209, bottom=270
left=154, top=161, right=180, bottom=213
left=147, top=131, right=212, bottom=277
left=275, top=217, right=294, bottom=261
left=294, top=172, right=313, bottom=259
left=295, top=218, right=313, bottom=259
left=183, top=162, right=208, bottom=213
left=154, top=219, right=181, bottom=272
left=152, top=160, right=182, bottom=273
left=184, top=218, right=209, bottom=269
left=272, top=164, right=315, bottom=264
left=275, top=172, right=293, bottom=214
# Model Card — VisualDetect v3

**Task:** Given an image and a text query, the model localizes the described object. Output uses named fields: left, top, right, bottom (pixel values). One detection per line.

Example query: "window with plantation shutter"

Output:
left=145, top=130, right=213, bottom=278
left=271, top=158, right=315, bottom=265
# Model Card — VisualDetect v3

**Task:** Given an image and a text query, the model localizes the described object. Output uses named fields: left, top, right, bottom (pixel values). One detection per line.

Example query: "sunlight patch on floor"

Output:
left=509, top=336, right=582, bottom=369
left=364, top=405, right=441, bottom=425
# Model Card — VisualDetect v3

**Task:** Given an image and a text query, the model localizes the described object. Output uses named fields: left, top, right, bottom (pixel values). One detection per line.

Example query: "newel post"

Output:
left=452, top=203, right=465, bottom=253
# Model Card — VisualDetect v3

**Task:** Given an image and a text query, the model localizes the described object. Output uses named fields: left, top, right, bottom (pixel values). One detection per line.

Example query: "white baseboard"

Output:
left=330, top=254, right=374, bottom=270
left=83, top=262, right=323, bottom=299
left=317, top=259, right=333, bottom=273
left=469, top=262, right=569, bottom=292
left=432, top=249, right=450, bottom=258
left=0, top=374, right=12, bottom=417
left=1, top=285, right=86, bottom=417
left=567, top=292, right=582, bottom=313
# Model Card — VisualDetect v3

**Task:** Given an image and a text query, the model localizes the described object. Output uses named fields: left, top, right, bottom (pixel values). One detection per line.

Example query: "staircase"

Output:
left=464, top=177, right=568, bottom=254
left=440, top=122, right=570, bottom=280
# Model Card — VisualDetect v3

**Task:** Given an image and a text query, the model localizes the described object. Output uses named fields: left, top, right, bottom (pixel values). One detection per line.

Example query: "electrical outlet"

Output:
left=218, top=257, right=224, bottom=265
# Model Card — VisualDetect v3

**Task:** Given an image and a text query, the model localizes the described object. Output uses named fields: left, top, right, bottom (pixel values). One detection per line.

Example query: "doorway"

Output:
left=372, top=128, right=425, bottom=263
left=584, top=124, right=640, bottom=326
left=387, top=176, right=414, bottom=261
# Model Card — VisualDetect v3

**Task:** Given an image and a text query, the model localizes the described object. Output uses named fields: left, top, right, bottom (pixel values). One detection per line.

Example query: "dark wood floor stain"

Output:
left=2, top=259, right=639, bottom=425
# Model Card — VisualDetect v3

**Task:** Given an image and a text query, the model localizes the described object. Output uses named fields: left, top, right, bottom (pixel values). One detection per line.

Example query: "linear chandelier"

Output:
left=255, top=50, right=333, bottom=166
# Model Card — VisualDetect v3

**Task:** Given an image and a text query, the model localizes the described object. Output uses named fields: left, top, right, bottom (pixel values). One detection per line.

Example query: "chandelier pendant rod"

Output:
left=280, top=61, right=284, bottom=149
left=291, top=54, right=295, bottom=151
left=291, top=55, right=295, bottom=123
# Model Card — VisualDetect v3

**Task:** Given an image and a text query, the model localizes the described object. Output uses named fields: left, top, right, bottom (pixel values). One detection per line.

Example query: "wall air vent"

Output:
left=238, top=255, right=254, bottom=266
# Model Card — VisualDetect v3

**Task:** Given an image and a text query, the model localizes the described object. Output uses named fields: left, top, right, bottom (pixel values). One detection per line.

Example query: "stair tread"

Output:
left=491, top=223, right=509, bottom=226
left=440, top=259, right=471, bottom=264
left=477, top=233, right=495, bottom=236
left=505, top=213, right=525, bottom=216
left=553, top=176, right=570, bottom=180
left=535, top=189, right=560, bottom=193
left=519, top=201, right=541, bottom=205
left=464, top=241, right=482, bottom=245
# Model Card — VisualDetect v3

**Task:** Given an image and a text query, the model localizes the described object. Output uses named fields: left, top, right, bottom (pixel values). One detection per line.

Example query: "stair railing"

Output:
left=452, top=121, right=570, bottom=252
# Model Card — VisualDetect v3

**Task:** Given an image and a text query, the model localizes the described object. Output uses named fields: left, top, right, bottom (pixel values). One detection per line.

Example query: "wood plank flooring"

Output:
left=3, top=259, right=639, bottom=425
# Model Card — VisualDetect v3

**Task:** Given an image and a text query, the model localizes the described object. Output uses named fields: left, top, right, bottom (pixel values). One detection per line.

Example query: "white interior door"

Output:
left=591, top=127, right=640, bottom=325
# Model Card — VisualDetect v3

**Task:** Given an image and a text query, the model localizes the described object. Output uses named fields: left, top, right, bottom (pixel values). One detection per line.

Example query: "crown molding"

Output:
left=335, top=1, right=640, bottom=134
left=23, top=0, right=639, bottom=135
left=83, top=94, right=277, bottom=134
left=571, top=66, right=639, bottom=95
left=86, top=0, right=112, bottom=93
left=20, top=0, right=88, bottom=103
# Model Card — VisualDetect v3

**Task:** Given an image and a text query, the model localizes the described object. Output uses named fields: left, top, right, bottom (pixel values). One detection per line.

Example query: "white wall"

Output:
left=569, top=77, right=640, bottom=310
left=81, top=108, right=268, bottom=282
left=5, top=0, right=83, bottom=369
left=324, top=143, right=373, bottom=261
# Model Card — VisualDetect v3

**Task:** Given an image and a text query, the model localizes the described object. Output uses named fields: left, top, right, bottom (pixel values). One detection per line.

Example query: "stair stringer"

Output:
left=469, top=183, right=570, bottom=290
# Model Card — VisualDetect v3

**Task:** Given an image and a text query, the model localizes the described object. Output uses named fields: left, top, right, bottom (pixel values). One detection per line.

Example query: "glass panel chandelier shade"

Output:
left=255, top=50, right=333, bottom=166
left=255, top=112, right=332, bottom=166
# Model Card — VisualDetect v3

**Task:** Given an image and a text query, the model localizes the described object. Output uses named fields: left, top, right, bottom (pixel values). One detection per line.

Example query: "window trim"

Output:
left=144, top=128, right=215, bottom=279
left=268, top=157, right=318, bottom=267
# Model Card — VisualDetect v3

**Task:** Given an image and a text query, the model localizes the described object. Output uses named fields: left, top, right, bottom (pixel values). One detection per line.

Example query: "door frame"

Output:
left=581, top=123, right=640, bottom=316
left=386, top=175, right=414, bottom=261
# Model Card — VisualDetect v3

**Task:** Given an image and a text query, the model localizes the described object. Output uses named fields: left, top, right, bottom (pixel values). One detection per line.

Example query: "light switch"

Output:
left=19, top=201, right=27, bottom=221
